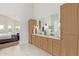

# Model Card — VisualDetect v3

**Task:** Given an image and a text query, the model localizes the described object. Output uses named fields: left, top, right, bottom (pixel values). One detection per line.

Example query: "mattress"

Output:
left=0, top=34, right=12, bottom=40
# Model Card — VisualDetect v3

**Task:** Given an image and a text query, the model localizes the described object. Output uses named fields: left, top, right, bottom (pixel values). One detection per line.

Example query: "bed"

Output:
left=0, top=33, right=19, bottom=44
left=0, top=34, right=11, bottom=40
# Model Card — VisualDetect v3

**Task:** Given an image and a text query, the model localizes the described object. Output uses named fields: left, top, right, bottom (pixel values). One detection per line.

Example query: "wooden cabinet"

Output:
left=78, top=38, right=79, bottom=55
left=31, top=35, right=61, bottom=55
left=41, top=37, right=48, bottom=51
left=52, top=39, right=61, bottom=56
left=77, top=4, right=79, bottom=56
left=35, top=36, right=41, bottom=48
left=61, top=4, right=78, bottom=56
left=47, top=38, right=53, bottom=54
left=28, top=19, right=36, bottom=44
left=34, top=35, right=38, bottom=47
left=61, top=4, right=77, bottom=35
left=61, top=35, right=77, bottom=56
left=32, top=35, right=36, bottom=45
left=32, top=35, right=42, bottom=48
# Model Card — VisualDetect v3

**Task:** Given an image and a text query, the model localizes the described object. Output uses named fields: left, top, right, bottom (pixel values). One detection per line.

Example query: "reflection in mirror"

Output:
left=36, top=14, right=60, bottom=37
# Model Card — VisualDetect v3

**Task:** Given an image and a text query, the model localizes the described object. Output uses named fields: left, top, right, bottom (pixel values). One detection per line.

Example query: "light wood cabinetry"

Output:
left=32, top=35, right=36, bottom=45
left=77, top=4, right=79, bottom=56
left=41, top=37, right=48, bottom=51
left=78, top=39, right=79, bottom=55
left=61, top=35, right=77, bottom=56
left=61, top=4, right=77, bottom=35
left=31, top=35, right=61, bottom=55
left=47, top=38, right=53, bottom=54
left=52, top=39, right=61, bottom=56
left=29, top=3, right=79, bottom=56
left=28, top=19, right=36, bottom=44
left=61, top=4, right=78, bottom=56
left=35, top=36, right=41, bottom=48
left=32, top=35, right=50, bottom=54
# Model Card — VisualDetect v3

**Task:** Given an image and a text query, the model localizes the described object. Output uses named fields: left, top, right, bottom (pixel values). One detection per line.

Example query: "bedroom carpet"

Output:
left=0, top=43, right=51, bottom=56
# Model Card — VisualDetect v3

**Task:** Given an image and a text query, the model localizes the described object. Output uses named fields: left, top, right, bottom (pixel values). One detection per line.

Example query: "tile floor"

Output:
left=0, top=43, right=51, bottom=56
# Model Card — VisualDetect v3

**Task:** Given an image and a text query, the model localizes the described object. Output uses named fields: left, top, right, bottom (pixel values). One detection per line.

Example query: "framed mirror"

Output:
left=36, top=14, right=60, bottom=37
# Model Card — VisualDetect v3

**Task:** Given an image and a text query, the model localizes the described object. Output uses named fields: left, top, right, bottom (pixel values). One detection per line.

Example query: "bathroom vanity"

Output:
left=32, top=34, right=61, bottom=55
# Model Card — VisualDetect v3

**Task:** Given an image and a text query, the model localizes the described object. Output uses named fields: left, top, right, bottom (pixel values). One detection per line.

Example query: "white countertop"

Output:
left=32, top=34, right=60, bottom=40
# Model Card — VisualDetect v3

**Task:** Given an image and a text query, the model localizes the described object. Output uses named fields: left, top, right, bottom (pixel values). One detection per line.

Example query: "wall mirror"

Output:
left=36, top=14, right=60, bottom=37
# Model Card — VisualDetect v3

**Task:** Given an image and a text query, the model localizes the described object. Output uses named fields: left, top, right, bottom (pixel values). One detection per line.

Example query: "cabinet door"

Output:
left=52, top=39, right=61, bottom=56
left=38, top=36, right=41, bottom=48
left=78, top=38, right=79, bottom=55
left=77, top=5, right=79, bottom=56
left=61, top=35, right=77, bottom=56
left=41, top=37, right=48, bottom=51
left=32, top=35, right=36, bottom=45
left=36, top=36, right=41, bottom=48
left=47, top=38, right=53, bottom=54
left=61, top=4, right=77, bottom=35
left=61, top=4, right=78, bottom=56
left=35, top=36, right=39, bottom=47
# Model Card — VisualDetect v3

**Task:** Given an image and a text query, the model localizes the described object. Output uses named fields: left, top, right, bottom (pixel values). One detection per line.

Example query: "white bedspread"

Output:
left=0, top=34, right=12, bottom=40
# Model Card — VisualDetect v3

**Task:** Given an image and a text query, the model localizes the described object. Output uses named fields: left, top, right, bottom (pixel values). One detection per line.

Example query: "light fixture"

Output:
left=0, top=25, right=4, bottom=30
left=8, top=25, right=12, bottom=29
left=16, top=26, right=20, bottom=29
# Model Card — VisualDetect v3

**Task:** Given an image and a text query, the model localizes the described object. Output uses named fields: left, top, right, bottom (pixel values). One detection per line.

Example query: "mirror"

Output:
left=36, top=14, right=60, bottom=37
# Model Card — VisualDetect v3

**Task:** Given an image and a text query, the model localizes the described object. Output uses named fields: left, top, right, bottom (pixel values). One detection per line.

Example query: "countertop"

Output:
left=32, top=34, right=60, bottom=40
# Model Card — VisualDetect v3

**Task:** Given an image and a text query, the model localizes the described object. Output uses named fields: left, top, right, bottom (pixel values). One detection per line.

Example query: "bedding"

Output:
left=0, top=34, right=11, bottom=40
left=0, top=33, right=19, bottom=44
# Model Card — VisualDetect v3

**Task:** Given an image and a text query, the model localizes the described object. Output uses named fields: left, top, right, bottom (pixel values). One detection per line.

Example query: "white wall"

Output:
left=0, top=15, right=19, bottom=33
left=0, top=3, right=33, bottom=45
left=19, top=4, right=33, bottom=45
left=33, top=3, right=63, bottom=18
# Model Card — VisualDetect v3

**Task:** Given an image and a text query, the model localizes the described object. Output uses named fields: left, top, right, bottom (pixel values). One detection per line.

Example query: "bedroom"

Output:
left=0, top=4, right=20, bottom=48
left=0, top=16, right=20, bottom=48
left=0, top=14, right=20, bottom=44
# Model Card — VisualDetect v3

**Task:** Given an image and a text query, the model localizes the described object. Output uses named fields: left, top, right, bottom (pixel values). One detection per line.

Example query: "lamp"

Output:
left=0, top=25, right=4, bottom=30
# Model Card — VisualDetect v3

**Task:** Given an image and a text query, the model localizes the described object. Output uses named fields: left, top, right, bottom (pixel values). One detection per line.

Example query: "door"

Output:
left=61, top=4, right=77, bottom=35
left=61, top=4, right=78, bottom=56
left=77, top=4, right=79, bottom=55
left=28, top=19, right=36, bottom=43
